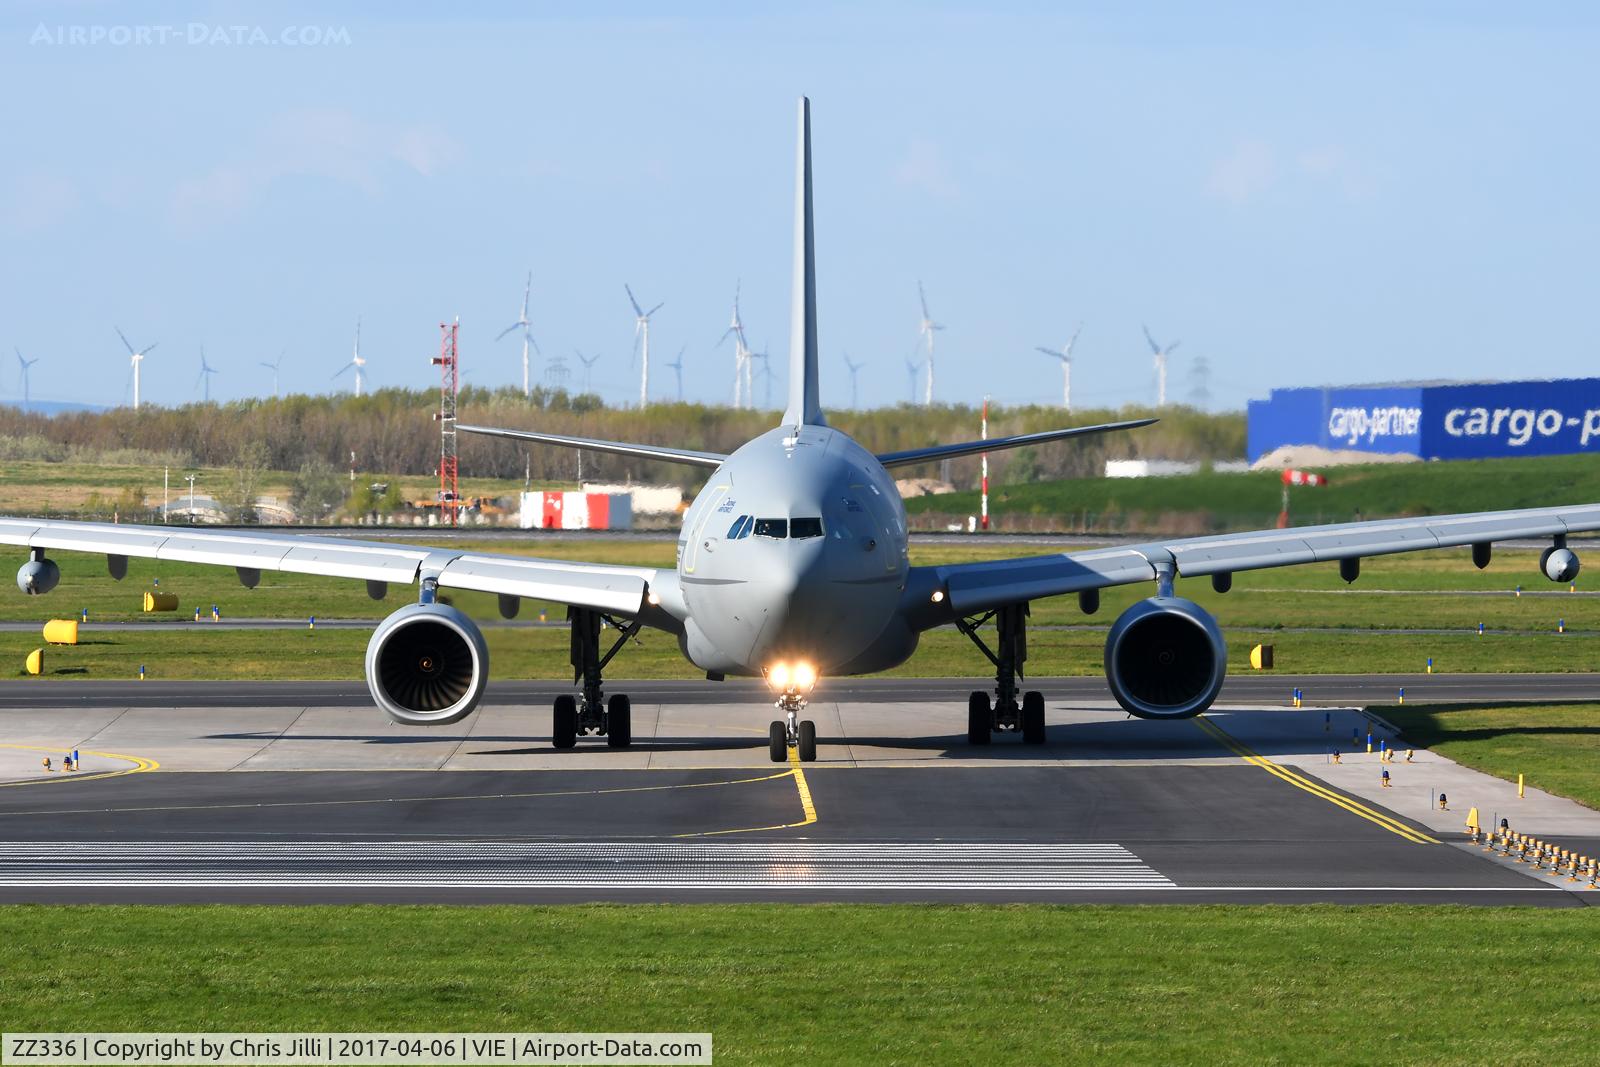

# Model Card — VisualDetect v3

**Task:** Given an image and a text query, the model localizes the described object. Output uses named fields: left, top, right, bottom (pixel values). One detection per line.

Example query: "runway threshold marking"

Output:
left=1194, top=716, right=1439, bottom=845
left=678, top=747, right=818, bottom=838
left=0, top=744, right=159, bottom=789
left=0, top=769, right=795, bottom=819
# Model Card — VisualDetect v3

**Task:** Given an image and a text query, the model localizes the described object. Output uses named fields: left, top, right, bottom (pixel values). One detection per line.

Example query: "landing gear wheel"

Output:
left=1022, top=690, right=1046, bottom=745
left=552, top=694, right=578, bottom=750
left=967, top=691, right=992, bottom=746
left=606, top=693, right=632, bottom=749
left=798, top=719, right=817, bottom=762
left=768, top=721, right=787, bottom=763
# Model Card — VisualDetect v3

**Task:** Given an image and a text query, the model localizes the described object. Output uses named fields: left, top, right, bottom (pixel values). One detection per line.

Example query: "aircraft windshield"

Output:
left=754, top=518, right=788, bottom=539
left=791, top=517, right=824, bottom=538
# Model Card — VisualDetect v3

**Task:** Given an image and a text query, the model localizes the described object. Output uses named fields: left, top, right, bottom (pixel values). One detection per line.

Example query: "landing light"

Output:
left=931, top=590, right=945, bottom=603
left=765, top=660, right=818, bottom=692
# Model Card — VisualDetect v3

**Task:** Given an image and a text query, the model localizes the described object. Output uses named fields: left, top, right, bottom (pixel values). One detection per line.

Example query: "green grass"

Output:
left=8, top=625, right=1594, bottom=682
left=908, top=452, right=1600, bottom=532
left=0, top=459, right=544, bottom=516
left=0, top=905, right=1596, bottom=1065
left=1378, top=702, right=1600, bottom=812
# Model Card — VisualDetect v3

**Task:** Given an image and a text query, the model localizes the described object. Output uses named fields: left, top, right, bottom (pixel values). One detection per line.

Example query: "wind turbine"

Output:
left=259, top=350, right=284, bottom=399
left=115, top=327, right=158, bottom=410
left=916, top=281, right=944, bottom=406
left=1036, top=323, right=1083, bottom=411
left=715, top=281, right=753, bottom=408
left=665, top=345, right=686, bottom=402
left=15, top=348, right=39, bottom=412
left=195, top=346, right=218, bottom=403
left=626, top=284, right=663, bottom=409
left=842, top=352, right=865, bottom=410
left=751, top=344, right=774, bottom=409
left=574, top=349, right=601, bottom=394
left=904, top=357, right=921, bottom=405
left=1143, top=324, right=1180, bottom=408
left=496, top=270, right=542, bottom=399
left=333, top=318, right=368, bottom=397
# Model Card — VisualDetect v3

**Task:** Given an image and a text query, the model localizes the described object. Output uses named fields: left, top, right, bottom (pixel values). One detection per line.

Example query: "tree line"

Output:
left=0, top=387, right=1245, bottom=492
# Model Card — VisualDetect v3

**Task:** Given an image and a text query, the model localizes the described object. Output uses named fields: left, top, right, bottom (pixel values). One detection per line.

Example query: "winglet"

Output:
left=783, top=96, right=826, bottom=428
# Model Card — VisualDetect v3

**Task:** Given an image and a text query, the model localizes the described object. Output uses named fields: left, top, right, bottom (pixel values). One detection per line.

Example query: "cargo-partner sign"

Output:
left=1247, top=378, right=1600, bottom=462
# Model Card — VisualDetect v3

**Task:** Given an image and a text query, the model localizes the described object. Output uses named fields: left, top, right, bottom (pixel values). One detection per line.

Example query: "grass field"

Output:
left=0, top=460, right=543, bottom=516
left=7, top=625, right=1595, bottom=682
left=908, top=452, right=1600, bottom=532
left=0, top=905, right=1595, bottom=1065
left=1379, top=702, right=1600, bottom=812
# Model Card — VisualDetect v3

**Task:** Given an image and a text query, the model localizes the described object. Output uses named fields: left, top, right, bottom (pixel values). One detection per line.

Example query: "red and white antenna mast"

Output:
left=432, top=319, right=461, bottom=527
left=980, top=396, right=990, bottom=531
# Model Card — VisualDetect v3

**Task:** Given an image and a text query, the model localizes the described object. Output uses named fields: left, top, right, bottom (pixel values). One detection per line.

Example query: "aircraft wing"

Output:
left=457, top=424, right=727, bottom=469
left=876, top=418, right=1156, bottom=469
left=0, top=517, right=663, bottom=617
left=916, top=504, right=1600, bottom=618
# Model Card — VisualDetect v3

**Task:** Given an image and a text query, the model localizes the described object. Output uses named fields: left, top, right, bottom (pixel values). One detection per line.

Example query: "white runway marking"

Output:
left=0, top=841, right=1174, bottom=890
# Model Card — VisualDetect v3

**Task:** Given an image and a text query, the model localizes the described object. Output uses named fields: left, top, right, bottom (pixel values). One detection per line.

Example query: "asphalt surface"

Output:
left=3, top=674, right=1599, bottom=905
left=0, top=764, right=1574, bottom=905
left=3, top=672, right=1599, bottom=709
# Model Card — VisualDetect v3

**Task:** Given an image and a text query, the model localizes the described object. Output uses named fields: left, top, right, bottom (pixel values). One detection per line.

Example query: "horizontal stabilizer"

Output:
left=875, top=417, right=1157, bottom=469
left=457, top=424, right=728, bottom=469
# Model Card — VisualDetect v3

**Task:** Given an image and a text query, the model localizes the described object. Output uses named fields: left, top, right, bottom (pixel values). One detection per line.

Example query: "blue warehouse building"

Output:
left=1247, top=378, right=1600, bottom=463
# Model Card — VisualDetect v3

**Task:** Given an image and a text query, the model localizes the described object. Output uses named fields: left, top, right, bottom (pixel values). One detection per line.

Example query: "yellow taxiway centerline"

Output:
left=0, top=744, right=159, bottom=789
left=1194, top=716, right=1438, bottom=845
left=678, top=747, right=819, bottom=837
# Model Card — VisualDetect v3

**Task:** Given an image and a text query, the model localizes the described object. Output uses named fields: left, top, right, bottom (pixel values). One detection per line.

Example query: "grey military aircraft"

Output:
left=4, top=98, right=1599, bottom=763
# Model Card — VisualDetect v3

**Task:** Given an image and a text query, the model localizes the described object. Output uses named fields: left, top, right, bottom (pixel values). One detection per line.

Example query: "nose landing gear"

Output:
left=768, top=689, right=818, bottom=763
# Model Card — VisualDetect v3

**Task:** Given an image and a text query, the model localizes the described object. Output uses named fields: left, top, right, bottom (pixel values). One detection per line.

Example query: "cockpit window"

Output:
left=791, top=517, right=824, bottom=539
left=753, top=518, right=788, bottom=539
left=726, top=515, right=753, bottom=539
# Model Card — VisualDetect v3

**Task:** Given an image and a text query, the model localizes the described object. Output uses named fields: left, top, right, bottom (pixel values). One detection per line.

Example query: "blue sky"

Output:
left=2, top=2, right=1597, bottom=412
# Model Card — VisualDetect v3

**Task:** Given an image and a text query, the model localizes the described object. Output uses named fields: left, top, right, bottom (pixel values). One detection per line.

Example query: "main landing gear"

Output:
left=553, top=607, right=642, bottom=750
left=957, top=601, right=1046, bottom=746
left=768, top=690, right=818, bottom=763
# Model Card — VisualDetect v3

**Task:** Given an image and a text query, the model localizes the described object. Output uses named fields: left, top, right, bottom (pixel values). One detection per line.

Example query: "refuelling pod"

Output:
left=16, top=557, right=60, bottom=596
left=1104, top=596, right=1227, bottom=719
left=1540, top=546, right=1580, bottom=584
left=365, top=603, right=489, bottom=726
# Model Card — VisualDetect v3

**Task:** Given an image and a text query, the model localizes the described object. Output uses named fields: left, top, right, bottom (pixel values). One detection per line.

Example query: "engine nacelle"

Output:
left=1541, top=547, right=1580, bottom=584
left=365, top=603, right=489, bottom=726
left=17, top=558, right=60, bottom=596
left=1104, top=596, right=1227, bottom=719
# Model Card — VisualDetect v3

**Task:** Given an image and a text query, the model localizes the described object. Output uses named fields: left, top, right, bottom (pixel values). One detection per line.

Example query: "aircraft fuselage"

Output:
left=675, top=423, right=915, bottom=677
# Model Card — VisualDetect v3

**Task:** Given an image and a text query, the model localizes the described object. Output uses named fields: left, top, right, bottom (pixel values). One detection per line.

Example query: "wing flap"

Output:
left=926, top=502, right=1600, bottom=620
left=0, top=516, right=665, bottom=616
left=943, top=548, right=1155, bottom=614
left=437, top=554, right=649, bottom=615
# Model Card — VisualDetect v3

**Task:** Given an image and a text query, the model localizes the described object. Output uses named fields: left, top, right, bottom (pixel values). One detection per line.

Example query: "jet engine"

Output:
left=16, top=557, right=60, bottom=596
left=1104, top=596, right=1227, bottom=719
left=365, top=603, right=489, bottom=726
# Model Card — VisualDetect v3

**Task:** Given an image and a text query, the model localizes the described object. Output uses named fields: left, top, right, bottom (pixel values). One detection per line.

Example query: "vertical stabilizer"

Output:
left=783, top=97, right=826, bottom=427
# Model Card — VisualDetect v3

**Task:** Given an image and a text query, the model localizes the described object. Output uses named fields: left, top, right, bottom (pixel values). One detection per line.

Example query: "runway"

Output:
left=4, top=672, right=1600, bottom=709
left=2, top=676, right=1599, bottom=905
